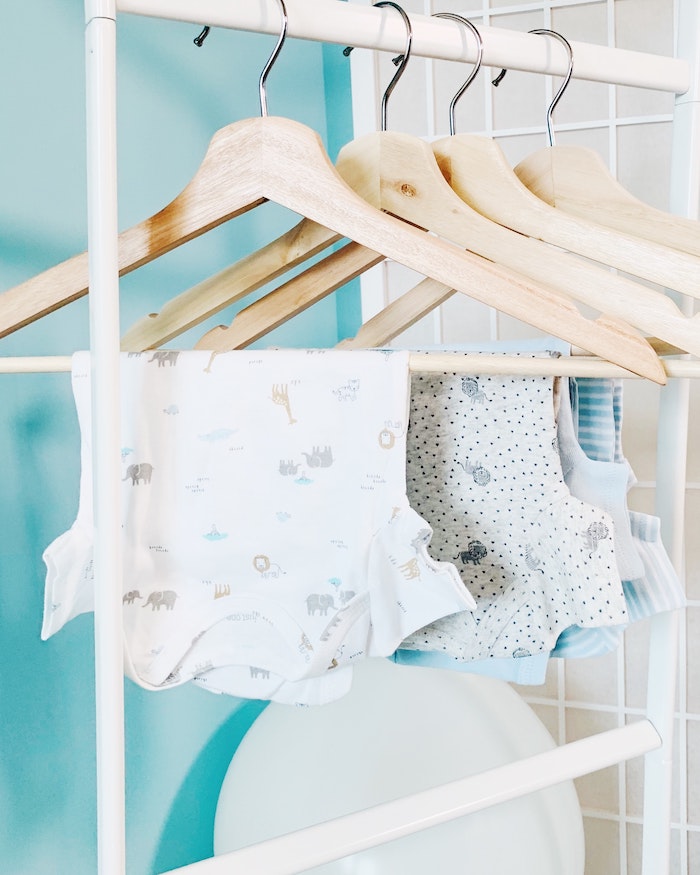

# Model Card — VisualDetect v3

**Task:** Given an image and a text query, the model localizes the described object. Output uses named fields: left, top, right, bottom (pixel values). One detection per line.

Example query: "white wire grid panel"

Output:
left=348, top=2, right=695, bottom=873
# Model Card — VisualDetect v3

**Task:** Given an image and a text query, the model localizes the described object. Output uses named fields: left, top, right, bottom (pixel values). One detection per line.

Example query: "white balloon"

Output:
left=215, top=658, right=584, bottom=873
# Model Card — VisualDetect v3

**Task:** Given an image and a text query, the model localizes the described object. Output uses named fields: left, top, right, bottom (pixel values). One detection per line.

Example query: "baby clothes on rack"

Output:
left=551, top=376, right=685, bottom=659
left=42, top=349, right=472, bottom=705
left=398, top=363, right=629, bottom=665
left=557, top=376, right=643, bottom=581
left=394, top=350, right=684, bottom=681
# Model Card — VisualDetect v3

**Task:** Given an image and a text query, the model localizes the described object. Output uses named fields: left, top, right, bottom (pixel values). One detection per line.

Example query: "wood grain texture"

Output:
left=516, top=145, right=700, bottom=259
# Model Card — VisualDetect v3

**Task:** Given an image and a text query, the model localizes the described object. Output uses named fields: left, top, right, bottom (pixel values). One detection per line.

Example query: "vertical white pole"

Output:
left=84, top=2, right=126, bottom=874
left=642, top=3, right=700, bottom=873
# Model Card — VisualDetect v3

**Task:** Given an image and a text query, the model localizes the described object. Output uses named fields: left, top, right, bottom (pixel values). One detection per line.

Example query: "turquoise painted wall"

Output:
left=0, top=4, right=356, bottom=873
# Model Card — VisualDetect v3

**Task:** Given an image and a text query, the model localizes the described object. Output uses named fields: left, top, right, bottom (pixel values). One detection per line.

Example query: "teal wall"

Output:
left=0, top=4, right=356, bottom=873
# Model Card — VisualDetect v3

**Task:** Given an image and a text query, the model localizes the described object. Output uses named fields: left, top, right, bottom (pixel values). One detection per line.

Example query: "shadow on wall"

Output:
left=148, top=700, right=267, bottom=874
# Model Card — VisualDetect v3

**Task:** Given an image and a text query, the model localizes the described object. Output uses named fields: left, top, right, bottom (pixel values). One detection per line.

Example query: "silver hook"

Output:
left=491, top=28, right=573, bottom=146
left=431, top=13, right=483, bottom=136
left=373, top=2, right=413, bottom=132
left=340, top=3, right=412, bottom=131
left=259, top=0, right=289, bottom=118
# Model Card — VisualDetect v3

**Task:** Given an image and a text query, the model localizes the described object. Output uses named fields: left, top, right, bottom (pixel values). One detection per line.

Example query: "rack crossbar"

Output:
left=164, top=720, right=660, bottom=875
left=115, top=0, right=690, bottom=93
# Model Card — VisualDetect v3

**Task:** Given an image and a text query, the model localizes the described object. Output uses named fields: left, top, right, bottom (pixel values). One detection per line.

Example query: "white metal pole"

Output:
left=84, top=2, right=126, bottom=874
left=116, top=0, right=689, bottom=93
left=642, top=2, right=700, bottom=872
left=162, top=722, right=659, bottom=875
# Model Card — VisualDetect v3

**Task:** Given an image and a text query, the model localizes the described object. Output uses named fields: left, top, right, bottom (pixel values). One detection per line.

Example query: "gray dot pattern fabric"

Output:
left=400, top=371, right=629, bottom=662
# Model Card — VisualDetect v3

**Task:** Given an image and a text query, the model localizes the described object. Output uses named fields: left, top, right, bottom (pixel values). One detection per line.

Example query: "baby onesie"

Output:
left=392, top=343, right=564, bottom=684
left=42, top=349, right=473, bottom=705
left=399, top=366, right=628, bottom=663
left=551, top=376, right=685, bottom=659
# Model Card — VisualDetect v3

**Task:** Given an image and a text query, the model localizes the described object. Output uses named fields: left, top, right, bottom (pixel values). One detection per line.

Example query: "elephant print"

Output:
left=249, top=666, right=271, bottom=679
left=301, top=446, right=333, bottom=468
left=332, top=379, right=360, bottom=401
left=306, top=593, right=336, bottom=616
left=122, top=462, right=154, bottom=485
left=122, top=590, right=142, bottom=604
left=278, top=459, right=300, bottom=476
left=148, top=350, right=180, bottom=367
left=142, top=590, right=178, bottom=610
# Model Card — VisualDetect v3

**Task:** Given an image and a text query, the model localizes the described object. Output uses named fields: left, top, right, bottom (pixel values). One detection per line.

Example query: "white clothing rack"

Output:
left=43, top=1, right=699, bottom=872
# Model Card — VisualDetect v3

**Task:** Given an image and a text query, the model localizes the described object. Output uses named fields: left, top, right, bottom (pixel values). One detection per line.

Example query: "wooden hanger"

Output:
left=515, top=145, right=700, bottom=258
left=119, top=218, right=342, bottom=351
left=196, top=240, right=383, bottom=351
left=420, top=19, right=700, bottom=353
left=9, top=120, right=657, bottom=379
left=0, top=212, right=344, bottom=346
left=113, top=113, right=658, bottom=374
left=192, top=6, right=663, bottom=381
left=493, top=28, right=700, bottom=260
left=1, top=98, right=650, bottom=377
left=331, top=129, right=693, bottom=369
left=434, top=135, right=700, bottom=300
left=4, top=8, right=663, bottom=380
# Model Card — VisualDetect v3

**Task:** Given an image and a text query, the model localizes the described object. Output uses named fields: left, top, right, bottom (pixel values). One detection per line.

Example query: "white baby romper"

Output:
left=399, top=366, right=629, bottom=663
left=42, top=349, right=473, bottom=705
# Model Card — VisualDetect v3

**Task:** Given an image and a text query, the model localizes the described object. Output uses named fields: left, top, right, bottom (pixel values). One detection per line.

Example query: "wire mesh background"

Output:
left=346, top=1, right=696, bottom=872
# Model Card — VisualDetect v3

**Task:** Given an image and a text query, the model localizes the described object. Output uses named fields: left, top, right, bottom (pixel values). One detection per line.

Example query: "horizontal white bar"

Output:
left=115, top=0, right=690, bottom=93
left=3, top=354, right=699, bottom=378
left=163, top=720, right=660, bottom=875
left=0, top=356, right=74, bottom=373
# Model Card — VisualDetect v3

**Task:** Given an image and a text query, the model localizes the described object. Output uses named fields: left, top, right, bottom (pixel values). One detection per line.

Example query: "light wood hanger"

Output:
left=1, top=7, right=654, bottom=381
left=194, top=6, right=664, bottom=382
left=196, top=240, right=383, bottom=351
left=497, top=28, right=700, bottom=259
left=422, top=19, right=700, bottom=356
left=197, top=13, right=690, bottom=369
left=318, top=18, right=692, bottom=371
left=119, top=219, right=343, bottom=351
left=434, top=134, right=700, bottom=300
left=332, top=124, right=693, bottom=369
left=122, top=113, right=656, bottom=372
left=515, top=145, right=700, bottom=258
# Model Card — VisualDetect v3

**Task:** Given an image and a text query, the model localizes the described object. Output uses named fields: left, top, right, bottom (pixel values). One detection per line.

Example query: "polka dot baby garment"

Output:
left=400, top=369, right=628, bottom=662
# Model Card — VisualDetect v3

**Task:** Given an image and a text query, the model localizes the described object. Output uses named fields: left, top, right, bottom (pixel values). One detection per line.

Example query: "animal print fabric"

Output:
left=400, top=370, right=628, bottom=662
left=41, top=350, right=472, bottom=705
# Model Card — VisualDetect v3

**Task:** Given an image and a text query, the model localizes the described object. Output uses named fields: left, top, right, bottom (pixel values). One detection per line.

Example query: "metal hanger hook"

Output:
left=431, top=13, right=483, bottom=136
left=491, top=27, right=573, bottom=146
left=193, top=25, right=211, bottom=47
left=259, top=0, right=289, bottom=118
left=373, top=1, right=413, bottom=132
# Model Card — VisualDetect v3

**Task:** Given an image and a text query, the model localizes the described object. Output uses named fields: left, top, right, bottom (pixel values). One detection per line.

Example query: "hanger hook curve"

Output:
left=259, top=0, right=289, bottom=118
left=373, top=1, right=413, bottom=132
left=431, top=12, right=483, bottom=136
left=531, top=28, right=573, bottom=146
left=491, top=27, right=573, bottom=146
